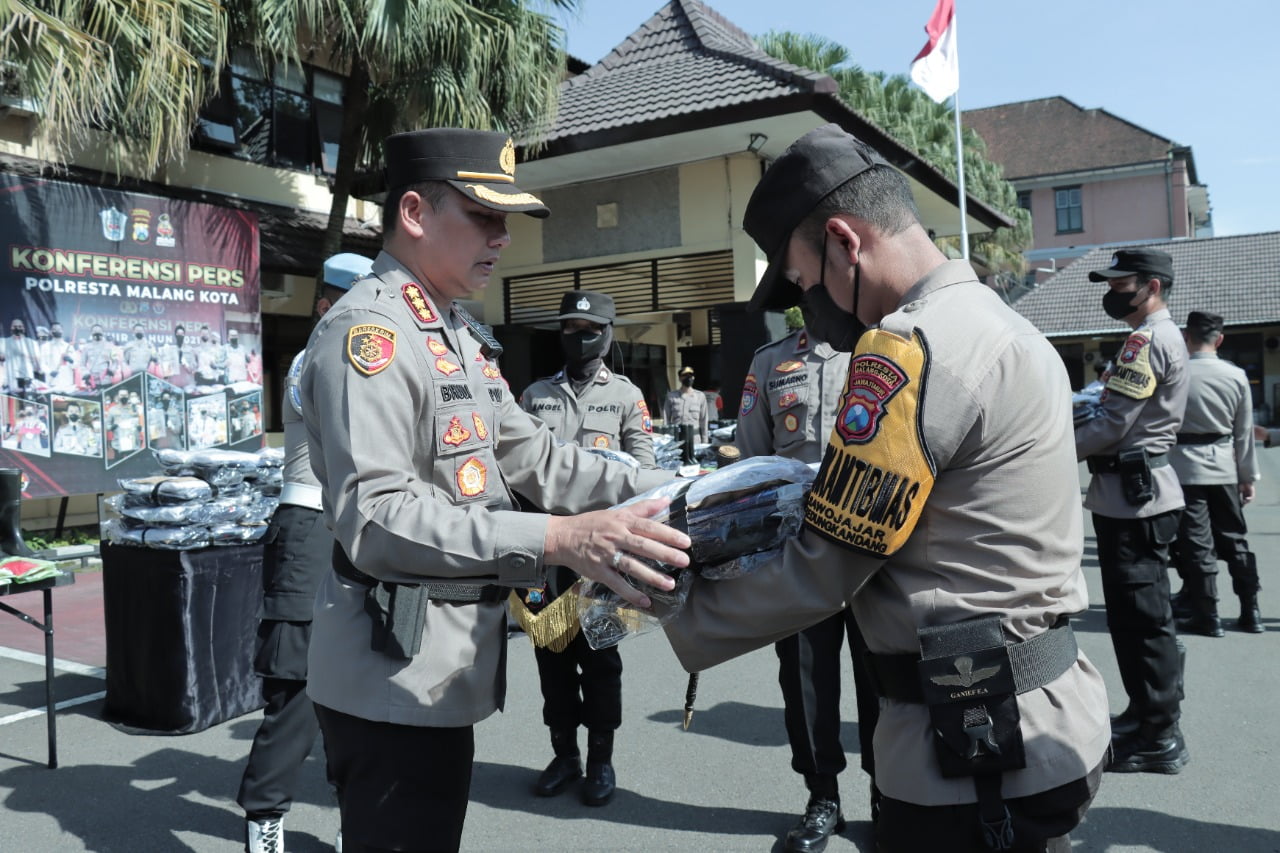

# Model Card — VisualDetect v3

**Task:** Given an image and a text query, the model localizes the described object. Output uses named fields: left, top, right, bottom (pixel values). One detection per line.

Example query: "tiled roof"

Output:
left=962, top=97, right=1175, bottom=181
left=1012, top=232, right=1280, bottom=337
left=541, top=0, right=834, bottom=142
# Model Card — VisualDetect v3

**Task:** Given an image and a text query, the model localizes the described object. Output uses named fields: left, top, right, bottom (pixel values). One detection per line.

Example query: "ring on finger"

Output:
left=611, top=550, right=624, bottom=569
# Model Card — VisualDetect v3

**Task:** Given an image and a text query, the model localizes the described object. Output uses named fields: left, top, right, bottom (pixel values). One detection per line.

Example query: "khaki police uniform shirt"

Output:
left=736, top=328, right=849, bottom=464
left=664, top=386, right=709, bottom=443
left=300, top=251, right=668, bottom=727
left=520, top=366, right=656, bottom=467
left=664, top=261, right=1109, bottom=805
left=1168, top=352, right=1259, bottom=486
left=1076, top=307, right=1188, bottom=518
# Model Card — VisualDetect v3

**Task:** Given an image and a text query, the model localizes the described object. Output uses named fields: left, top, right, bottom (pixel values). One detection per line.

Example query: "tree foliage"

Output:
left=757, top=31, right=1031, bottom=281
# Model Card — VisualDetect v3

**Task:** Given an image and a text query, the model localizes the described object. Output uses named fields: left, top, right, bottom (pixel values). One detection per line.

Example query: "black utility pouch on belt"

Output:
left=918, top=615, right=1026, bottom=850
left=364, top=582, right=430, bottom=660
left=1117, top=446, right=1155, bottom=506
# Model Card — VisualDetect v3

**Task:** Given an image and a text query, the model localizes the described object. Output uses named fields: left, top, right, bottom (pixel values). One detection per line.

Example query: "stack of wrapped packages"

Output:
left=101, top=447, right=283, bottom=550
left=577, top=455, right=816, bottom=649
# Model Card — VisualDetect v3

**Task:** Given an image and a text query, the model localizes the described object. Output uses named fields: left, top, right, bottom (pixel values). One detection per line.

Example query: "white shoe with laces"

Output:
left=245, top=817, right=284, bottom=853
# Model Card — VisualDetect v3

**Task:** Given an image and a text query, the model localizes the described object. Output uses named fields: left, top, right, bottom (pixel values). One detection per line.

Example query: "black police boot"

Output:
left=1176, top=599, right=1224, bottom=638
left=534, top=728, right=581, bottom=797
left=784, top=796, right=845, bottom=853
left=1109, top=706, right=1141, bottom=737
left=0, top=468, right=34, bottom=557
left=1237, top=593, right=1264, bottom=633
left=1108, top=725, right=1190, bottom=774
left=581, top=730, right=615, bottom=807
left=1170, top=589, right=1192, bottom=620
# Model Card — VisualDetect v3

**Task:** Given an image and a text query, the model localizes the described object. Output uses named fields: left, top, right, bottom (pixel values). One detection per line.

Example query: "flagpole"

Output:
left=952, top=87, right=969, bottom=261
left=949, top=3, right=968, bottom=261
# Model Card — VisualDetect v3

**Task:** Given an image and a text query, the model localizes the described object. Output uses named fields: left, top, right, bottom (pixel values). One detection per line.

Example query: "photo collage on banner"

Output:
left=0, top=173, right=262, bottom=498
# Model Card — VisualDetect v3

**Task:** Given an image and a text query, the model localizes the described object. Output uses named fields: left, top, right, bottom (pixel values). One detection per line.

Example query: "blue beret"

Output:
left=323, top=253, right=374, bottom=291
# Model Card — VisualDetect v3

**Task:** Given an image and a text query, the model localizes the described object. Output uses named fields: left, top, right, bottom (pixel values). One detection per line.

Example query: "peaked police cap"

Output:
left=384, top=128, right=549, bottom=218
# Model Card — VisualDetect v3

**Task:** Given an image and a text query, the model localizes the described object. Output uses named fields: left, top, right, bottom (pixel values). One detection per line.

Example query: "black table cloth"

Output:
left=101, top=541, right=265, bottom=733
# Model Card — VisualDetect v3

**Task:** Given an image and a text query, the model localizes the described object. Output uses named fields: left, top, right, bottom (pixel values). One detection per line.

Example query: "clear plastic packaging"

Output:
left=578, top=455, right=816, bottom=649
left=585, top=446, right=641, bottom=469
left=117, top=476, right=214, bottom=506
left=101, top=517, right=211, bottom=550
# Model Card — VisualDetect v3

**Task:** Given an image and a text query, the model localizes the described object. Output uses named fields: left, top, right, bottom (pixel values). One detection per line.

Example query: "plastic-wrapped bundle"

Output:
left=101, top=517, right=211, bottom=550
left=106, top=493, right=217, bottom=525
left=1072, top=379, right=1105, bottom=426
left=256, top=446, right=285, bottom=468
left=207, top=522, right=270, bottom=545
left=189, top=449, right=262, bottom=487
left=153, top=448, right=197, bottom=475
left=578, top=455, right=816, bottom=649
left=239, top=497, right=280, bottom=524
left=118, top=476, right=214, bottom=506
left=652, top=433, right=684, bottom=471
left=585, top=446, right=641, bottom=469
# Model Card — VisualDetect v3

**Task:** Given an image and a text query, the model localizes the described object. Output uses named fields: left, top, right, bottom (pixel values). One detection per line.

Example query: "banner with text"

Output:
left=0, top=173, right=263, bottom=499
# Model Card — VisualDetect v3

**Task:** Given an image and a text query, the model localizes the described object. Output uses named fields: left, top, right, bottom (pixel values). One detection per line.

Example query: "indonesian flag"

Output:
left=910, top=0, right=959, bottom=103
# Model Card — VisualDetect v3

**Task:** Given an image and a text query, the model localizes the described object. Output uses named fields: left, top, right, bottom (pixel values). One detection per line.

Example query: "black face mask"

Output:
left=135, top=333, right=144, bottom=340
left=1102, top=286, right=1147, bottom=321
left=799, top=232, right=867, bottom=352
left=174, top=334, right=184, bottom=344
left=680, top=376, right=694, bottom=387
left=52, top=330, right=62, bottom=338
left=68, top=414, right=80, bottom=422
left=561, top=326, right=611, bottom=366
left=92, top=333, right=103, bottom=340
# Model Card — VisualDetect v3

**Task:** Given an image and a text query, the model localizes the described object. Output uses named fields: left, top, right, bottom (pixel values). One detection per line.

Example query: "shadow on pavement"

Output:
left=1074, top=806, right=1280, bottom=851
left=468, top=758, right=878, bottom=851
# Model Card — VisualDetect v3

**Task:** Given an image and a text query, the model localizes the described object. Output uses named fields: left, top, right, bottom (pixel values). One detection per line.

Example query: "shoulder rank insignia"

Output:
left=472, top=413, right=489, bottom=441
left=593, top=435, right=611, bottom=448
left=346, top=325, right=396, bottom=376
left=795, top=331, right=809, bottom=352
left=402, top=283, right=438, bottom=324
left=442, top=415, right=472, bottom=447
left=456, top=456, right=487, bottom=497
left=435, top=357, right=462, bottom=376
left=427, top=336, right=449, bottom=356
left=776, top=360, right=804, bottom=373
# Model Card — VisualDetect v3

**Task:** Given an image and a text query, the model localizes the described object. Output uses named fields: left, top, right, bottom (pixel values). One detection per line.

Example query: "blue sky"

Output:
left=556, top=0, right=1280, bottom=237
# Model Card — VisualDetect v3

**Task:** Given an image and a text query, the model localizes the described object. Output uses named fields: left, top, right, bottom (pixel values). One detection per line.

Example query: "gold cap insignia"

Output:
left=500, top=138, right=516, bottom=176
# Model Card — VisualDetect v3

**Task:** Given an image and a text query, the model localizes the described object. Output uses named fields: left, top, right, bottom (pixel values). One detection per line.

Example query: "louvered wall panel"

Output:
left=504, top=251, right=734, bottom=325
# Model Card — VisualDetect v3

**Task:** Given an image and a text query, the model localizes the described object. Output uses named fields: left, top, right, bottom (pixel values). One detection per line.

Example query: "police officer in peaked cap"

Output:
left=298, top=129, right=689, bottom=853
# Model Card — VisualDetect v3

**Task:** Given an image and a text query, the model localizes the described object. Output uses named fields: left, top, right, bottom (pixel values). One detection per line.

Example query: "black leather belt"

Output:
left=331, top=543, right=507, bottom=604
left=865, top=619, right=1078, bottom=703
left=1086, top=452, right=1169, bottom=474
left=1176, top=432, right=1229, bottom=445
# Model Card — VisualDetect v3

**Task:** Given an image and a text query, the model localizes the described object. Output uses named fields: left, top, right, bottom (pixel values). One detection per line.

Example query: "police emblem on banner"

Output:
left=346, top=325, right=396, bottom=376
left=130, top=208, right=151, bottom=243
left=402, top=283, right=438, bottom=323
left=835, top=354, right=908, bottom=444
left=442, top=415, right=472, bottom=447
left=740, top=373, right=758, bottom=415
left=457, top=457, right=487, bottom=497
left=100, top=206, right=127, bottom=241
left=805, top=328, right=936, bottom=558
left=155, top=213, right=176, bottom=247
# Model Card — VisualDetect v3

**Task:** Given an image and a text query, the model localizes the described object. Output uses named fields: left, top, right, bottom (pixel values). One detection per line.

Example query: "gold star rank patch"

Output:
left=346, top=325, right=396, bottom=376
left=402, top=283, right=438, bottom=324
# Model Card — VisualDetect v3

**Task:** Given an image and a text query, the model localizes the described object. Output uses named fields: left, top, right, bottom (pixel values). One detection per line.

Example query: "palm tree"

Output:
left=231, top=0, right=576, bottom=312
left=2, top=0, right=576, bottom=312
left=756, top=31, right=1032, bottom=282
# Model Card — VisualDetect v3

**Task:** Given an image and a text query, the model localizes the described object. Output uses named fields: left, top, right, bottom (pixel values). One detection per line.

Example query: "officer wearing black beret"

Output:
left=300, top=129, right=689, bottom=853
